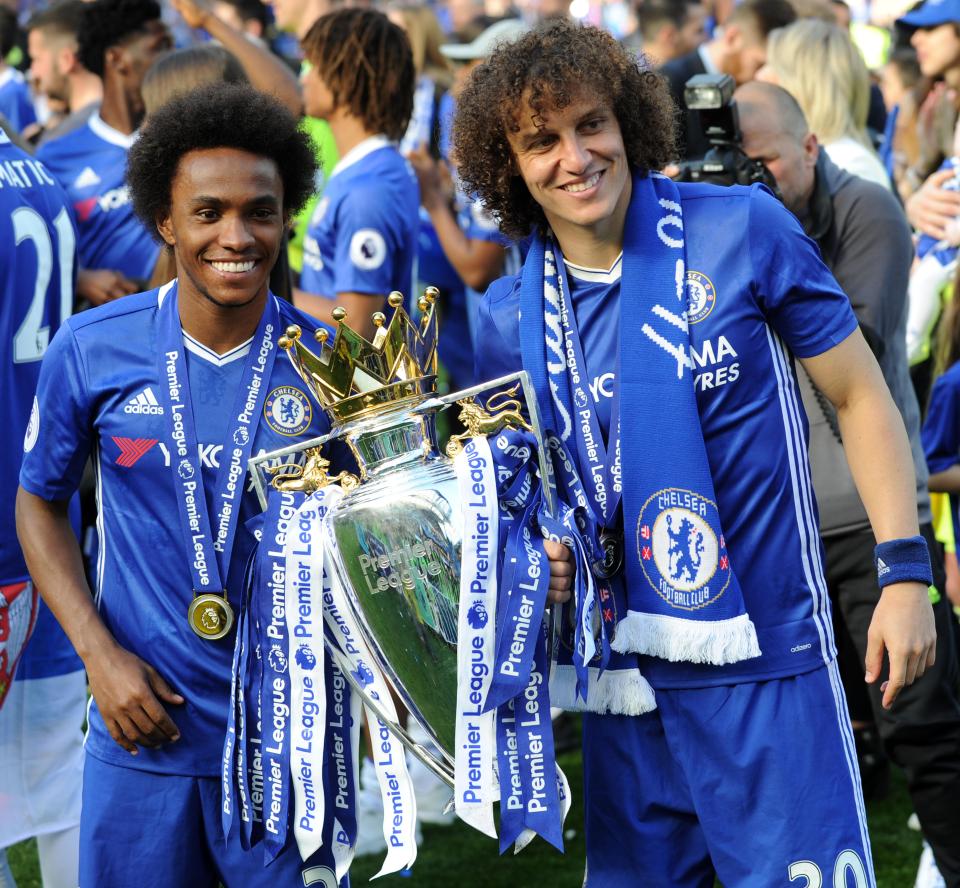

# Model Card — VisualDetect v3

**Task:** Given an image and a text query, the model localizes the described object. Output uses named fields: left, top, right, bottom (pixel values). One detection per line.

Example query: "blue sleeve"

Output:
left=748, top=186, right=859, bottom=358
left=473, top=277, right=522, bottom=383
left=923, top=371, right=960, bottom=474
left=19, top=323, right=93, bottom=500
left=331, top=184, right=415, bottom=296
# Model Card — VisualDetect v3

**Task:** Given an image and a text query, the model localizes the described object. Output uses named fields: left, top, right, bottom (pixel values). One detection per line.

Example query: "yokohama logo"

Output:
left=112, top=437, right=158, bottom=467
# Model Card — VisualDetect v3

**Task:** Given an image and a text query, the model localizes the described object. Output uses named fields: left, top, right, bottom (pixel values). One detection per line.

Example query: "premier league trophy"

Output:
left=243, top=289, right=570, bottom=871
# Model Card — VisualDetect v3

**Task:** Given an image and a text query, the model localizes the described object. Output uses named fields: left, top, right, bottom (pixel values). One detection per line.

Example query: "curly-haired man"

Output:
left=17, top=82, right=346, bottom=887
left=455, top=20, right=936, bottom=886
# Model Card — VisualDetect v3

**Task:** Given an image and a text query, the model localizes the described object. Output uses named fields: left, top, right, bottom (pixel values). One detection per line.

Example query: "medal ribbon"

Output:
left=156, top=282, right=279, bottom=601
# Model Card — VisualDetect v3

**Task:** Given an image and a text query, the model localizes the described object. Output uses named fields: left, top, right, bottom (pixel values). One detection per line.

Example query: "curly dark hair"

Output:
left=453, top=19, right=678, bottom=238
left=77, top=0, right=161, bottom=78
left=127, top=82, right=318, bottom=240
left=301, top=9, right=414, bottom=142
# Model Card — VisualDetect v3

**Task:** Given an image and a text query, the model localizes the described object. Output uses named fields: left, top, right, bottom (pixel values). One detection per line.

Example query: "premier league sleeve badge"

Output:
left=637, top=487, right=732, bottom=610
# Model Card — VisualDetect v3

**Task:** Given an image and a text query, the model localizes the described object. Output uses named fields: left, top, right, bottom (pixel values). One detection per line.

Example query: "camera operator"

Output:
left=736, top=80, right=960, bottom=888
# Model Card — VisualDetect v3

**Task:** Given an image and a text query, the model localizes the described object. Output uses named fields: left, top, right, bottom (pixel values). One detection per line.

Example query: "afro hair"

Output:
left=127, top=81, right=318, bottom=240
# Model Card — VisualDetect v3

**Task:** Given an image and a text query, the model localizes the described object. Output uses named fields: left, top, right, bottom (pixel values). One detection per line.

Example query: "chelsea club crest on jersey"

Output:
left=264, top=386, right=312, bottom=436
left=637, top=487, right=732, bottom=611
left=685, top=270, right=717, bottom=325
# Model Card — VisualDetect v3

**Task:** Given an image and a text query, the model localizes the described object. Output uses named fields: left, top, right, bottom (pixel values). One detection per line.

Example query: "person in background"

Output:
left=263, top=0, right=340, bottom=279
left=26, top=1, right=102, bottom=148
left=0, top=7, right=37, bottom=135
left=0, top=120, right=83, bottom=888
left=36, top=0, right=172, bottom=308
left=759, top=19, right=891, bottom=190
left=880, top=46, right=931, bottom=197
left=387, top=2, right=453, bottom=157
left=294, top=8, right=419, bottom=339
left=407, top=17, right=528, bottom=392
left=660, top=0, right=795, bottom=160
left=625, top=0, right=708, bottom=65
left=738, top=80, right=960, bottom=888
left=168, top=0, right=301, bottom=116
left=209, top=0, right=270, bottom=43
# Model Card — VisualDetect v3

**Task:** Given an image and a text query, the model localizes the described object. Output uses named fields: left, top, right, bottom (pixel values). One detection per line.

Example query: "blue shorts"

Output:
left=582, top=663, right=874, bottom=888
left=79, top=752, right=345, bottom=888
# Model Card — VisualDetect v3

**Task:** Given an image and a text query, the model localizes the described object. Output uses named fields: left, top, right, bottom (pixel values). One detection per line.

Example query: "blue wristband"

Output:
left=874, top=536, right=933, bottom=589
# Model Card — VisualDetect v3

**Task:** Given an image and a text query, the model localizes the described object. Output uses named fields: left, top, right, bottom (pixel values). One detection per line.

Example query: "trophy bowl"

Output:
left=248, top=292, right=555, bottom=788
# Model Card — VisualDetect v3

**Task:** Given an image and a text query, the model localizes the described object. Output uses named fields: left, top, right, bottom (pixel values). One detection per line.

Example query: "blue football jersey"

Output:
left=0, top=130, right=76, bottom=584
left=0, top=68, right=37, bottom=134
left=20, top=285, right=335, bottom=775
left=301, top=136, right=419, bottom=302
left=477, top=183, right=859, bottom=688
left=37, top=114, right=158, bottom=281
left=922, top=361, right=960, bottom=541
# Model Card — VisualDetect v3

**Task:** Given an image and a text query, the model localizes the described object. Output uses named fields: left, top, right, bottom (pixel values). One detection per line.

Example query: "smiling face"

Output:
left=158, top=147, right=285, bottom=313
left=506, top=92, right=631, bottom=260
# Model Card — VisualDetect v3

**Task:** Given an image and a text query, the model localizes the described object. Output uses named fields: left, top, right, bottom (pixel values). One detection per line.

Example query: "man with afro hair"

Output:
left=37, top=0, right=171, bottom=307
left=456, top=19, right=936, bottom=886
left=17, top=81, right=348, bottom=887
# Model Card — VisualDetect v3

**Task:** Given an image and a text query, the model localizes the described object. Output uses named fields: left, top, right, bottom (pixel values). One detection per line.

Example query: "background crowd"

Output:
left=2, top=0, right=960, bottom=883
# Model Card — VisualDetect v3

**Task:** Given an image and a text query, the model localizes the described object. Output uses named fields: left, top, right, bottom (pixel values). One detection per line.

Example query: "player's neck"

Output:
left=69, top=72, right=103, bottom=115
left=177, top=287, right=269, bottom=355
left=546, top=177, right=631, bottom=269
left=328, top=112, right=379, bottom=161
left=99, top=87, right=139, bottom=136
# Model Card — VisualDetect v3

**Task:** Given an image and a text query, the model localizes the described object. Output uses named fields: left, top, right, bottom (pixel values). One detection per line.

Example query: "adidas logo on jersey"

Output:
left=73, top=166, right=102, bottom=189
left=124, top=387, right=164, bottom=415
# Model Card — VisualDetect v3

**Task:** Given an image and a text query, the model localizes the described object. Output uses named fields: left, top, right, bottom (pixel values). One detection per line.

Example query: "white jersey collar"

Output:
left=157, top=281, right=273, bottom=366
left=89, top=113, right=138, bottom=149
left=330, top=134, right=394, bottom=179
left=564, top=253, right=623, bottom=284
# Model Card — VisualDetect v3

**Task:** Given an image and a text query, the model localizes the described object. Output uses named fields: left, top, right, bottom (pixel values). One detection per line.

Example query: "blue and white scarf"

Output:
left=520, top=171, right=760, bottom=684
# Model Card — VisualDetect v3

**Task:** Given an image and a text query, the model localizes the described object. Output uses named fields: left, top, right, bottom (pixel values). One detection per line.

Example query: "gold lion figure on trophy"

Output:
left=268, top=447, right=359, bottom=493
left=446, top=385, right=533, bottom=457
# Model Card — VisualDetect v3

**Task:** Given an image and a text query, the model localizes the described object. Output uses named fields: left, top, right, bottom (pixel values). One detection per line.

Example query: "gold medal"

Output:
left=188, top=593, right=235, bottom=640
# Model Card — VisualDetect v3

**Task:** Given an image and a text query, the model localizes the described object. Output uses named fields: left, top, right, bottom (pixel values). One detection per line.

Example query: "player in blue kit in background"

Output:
left=37, top=0, right=172, bottom=306
left=16, top=82, right=347, bottom=887
left=294, top=8, right=420, bottom=340
left=0, top=9, right=38, bottom=136
left=0, top=124, right=84, bottom=888
left=454, top=20, right=937, bottom=887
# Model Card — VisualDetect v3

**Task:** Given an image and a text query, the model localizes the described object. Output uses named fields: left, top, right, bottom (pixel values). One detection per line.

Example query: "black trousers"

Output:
left=825, top=524, right=960, bottom=886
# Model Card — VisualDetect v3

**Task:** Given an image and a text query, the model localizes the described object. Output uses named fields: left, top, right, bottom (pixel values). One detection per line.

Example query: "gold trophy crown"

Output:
left=278, top=288, right=439, bottom=423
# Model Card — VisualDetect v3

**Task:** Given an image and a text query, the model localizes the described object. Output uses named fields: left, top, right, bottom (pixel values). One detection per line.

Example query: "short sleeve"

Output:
left=474, top=276, right=522, bottom=383
left=331, top=185, right=412, bottom=296
left=19, top=322, right=93, bottom=500
left=923, top=371, right=960, bottom=475
left=748, top=186, right=859, bottom=359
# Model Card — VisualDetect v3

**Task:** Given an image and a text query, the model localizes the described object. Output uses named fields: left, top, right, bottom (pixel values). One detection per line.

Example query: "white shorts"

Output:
left=0, top=670, right=85, bottom=846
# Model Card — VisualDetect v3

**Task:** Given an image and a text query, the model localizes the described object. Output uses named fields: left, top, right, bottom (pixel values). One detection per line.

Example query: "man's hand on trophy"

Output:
left=545, top=540, right=574, bottom=604
left=86, top=642, right=184, bottom=754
